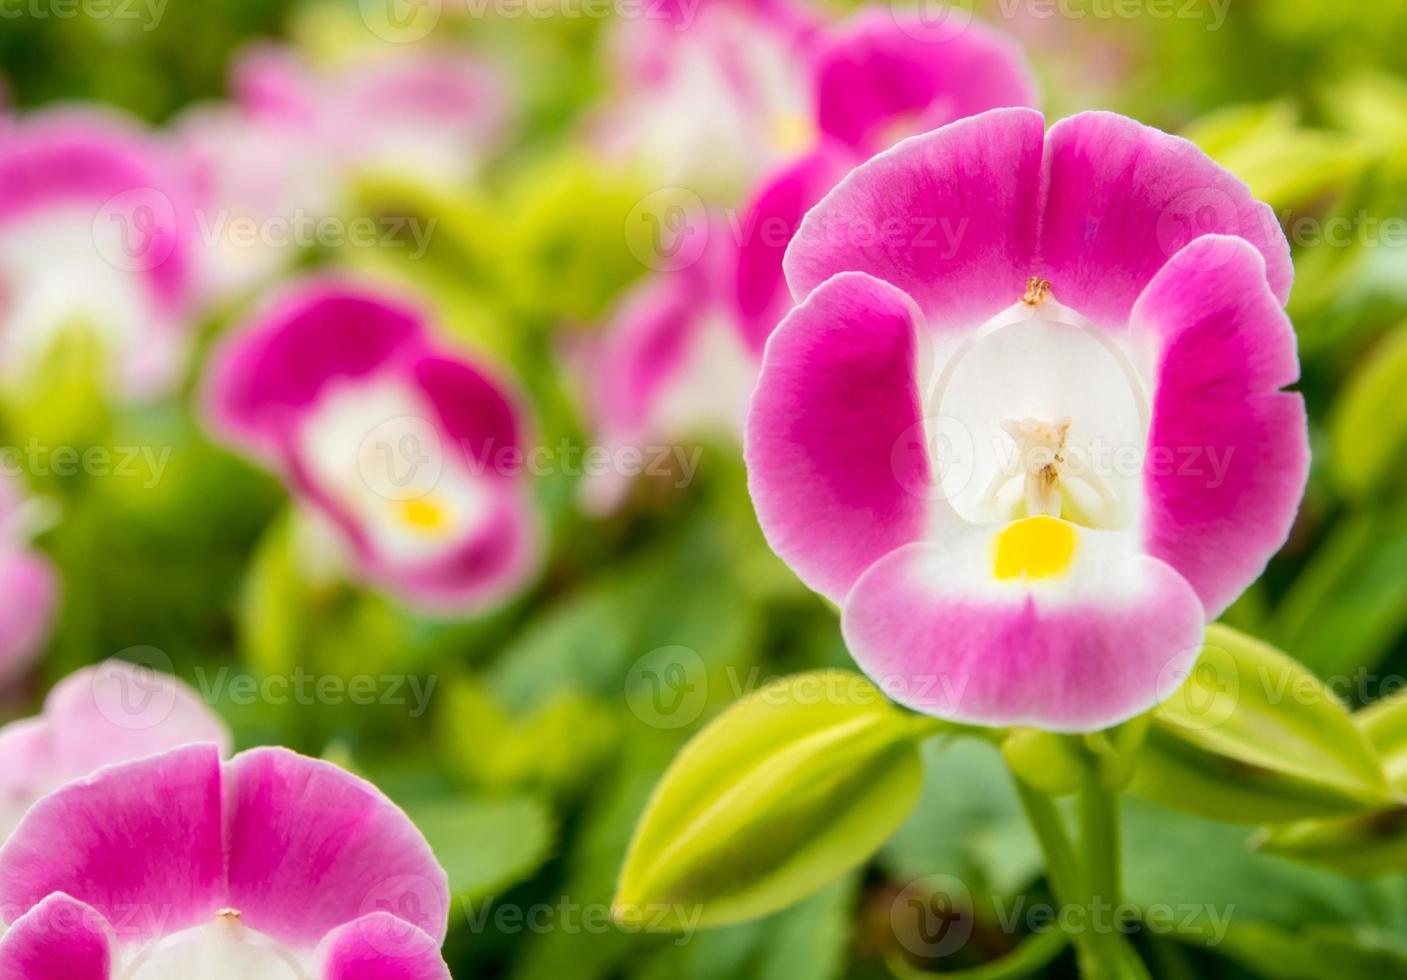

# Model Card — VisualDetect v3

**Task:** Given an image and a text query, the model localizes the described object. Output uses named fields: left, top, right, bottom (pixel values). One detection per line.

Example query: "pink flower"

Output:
left=596, top=0, right=819, bottom=196
left=232, top=43, right=508, bottom=189
left=173, top=43, right=508, bottom=306
left=585, top=9, right=1036, bottom=510
left=0, top=477, right=57, bottom=689
left=735, top=10, right=1039, bottom=345
left=746, top=108, right=1307, bottom=732
left=204, top=278, right=539, bottom=614
left=0, top=661, right=228, bottom=841
left=0, top=110, right=197, bottom=399
left=0, top=743, right=451, bottom=978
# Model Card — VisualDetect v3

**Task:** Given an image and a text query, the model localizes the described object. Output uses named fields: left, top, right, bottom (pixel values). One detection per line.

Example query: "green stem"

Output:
left=1075, top=745, right=1150, bottom=980
left=886, top=927, right=1068, bottom=980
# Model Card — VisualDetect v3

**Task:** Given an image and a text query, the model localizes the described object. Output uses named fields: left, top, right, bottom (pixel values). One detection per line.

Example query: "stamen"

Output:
left=1020, top=277, right=1051, bottom=307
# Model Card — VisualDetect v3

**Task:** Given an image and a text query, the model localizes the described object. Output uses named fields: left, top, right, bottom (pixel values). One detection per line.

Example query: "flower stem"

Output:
left=1010, top=745, right=1150, bottom=980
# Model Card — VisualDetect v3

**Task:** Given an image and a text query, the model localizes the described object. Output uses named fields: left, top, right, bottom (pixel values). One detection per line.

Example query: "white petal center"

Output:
left=123, top=915, right=308, bottom=980
left=926, top=293, right=1149, bottom=530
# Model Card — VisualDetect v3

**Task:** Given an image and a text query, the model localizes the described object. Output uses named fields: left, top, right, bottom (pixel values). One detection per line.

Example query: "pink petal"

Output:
left=317, top=913, right=452, bottom=980
left=0, top=743, right=225, bottom=942
left=203, top=278, right=427, bottom=455
left=734, top=143, right=857, bottom=351
left=0, top=893, right=113, bottom=980
left=413, top=354, right=524, bottom=480
left=746, top=271, right=932, bottom=602
left=0, top=548, right=57, bottom=688
left=1038, top=111, right=1292, bottom=327
left=1131, top=235, right=1308, bottom=617
left=842, top=533, right=1206, bottom=731
left=42, top=661, right=231, bottom=785
left=224, top=747, right=450, bottom=951
left=0, top=109, right=194, bottom=317
left=784, top=107, right=1044, bottom=325
left=814, top=10, right=1038, bottom=153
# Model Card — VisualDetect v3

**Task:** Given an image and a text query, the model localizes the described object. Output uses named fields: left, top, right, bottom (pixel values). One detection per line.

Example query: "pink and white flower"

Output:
left=0, top=111, right=197, bottom=399
left=746, top=108, right=1307, bottom=732
left=0, top=743, right=451, bottom=978
left=204, top=278, right=539, bottom=614
left=734, top=10, right=1039, bottom=343
left=0, top=661, right=228, bottom=841
left=596, top=0, right=819, bottom=197
left=174, top=43, right=507, bottom=305
left=0, top=478, right=57, bottom=690
left=585, top=9, right=1036, bottom=510
left=231, top=43, right=509, bottom=190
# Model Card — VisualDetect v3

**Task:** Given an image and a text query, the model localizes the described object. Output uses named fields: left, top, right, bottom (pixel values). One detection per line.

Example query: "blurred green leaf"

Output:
left=1330, top=322, right=1407, bottom=499
left=405, top=795, right=556, bottom=906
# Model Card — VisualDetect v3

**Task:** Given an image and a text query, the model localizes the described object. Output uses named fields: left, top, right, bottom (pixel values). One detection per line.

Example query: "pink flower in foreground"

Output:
left=0, top=743, right=451, bottom=978
left=747, top=108, right=1307, bottom=732
left=0, top=661, right=228, bottom=841
left=0, top=111, right=196, bottom=399
left=0, top=477, right=57, bottom=689
left=204, top=279, right=539, bottom=614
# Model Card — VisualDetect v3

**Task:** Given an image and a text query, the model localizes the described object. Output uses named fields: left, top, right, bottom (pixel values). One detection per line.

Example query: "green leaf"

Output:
left=1271, top=504, right=1407, bottom=677
left=1129, top=624, right=1392, bottom=823
left=404, top=796, right=556, bottom=905
left=1331, top=323, right=1407, bottom=499
left=1253, top=692, right=1407, bottom=877
left=614, top=670, right=923, bottom=929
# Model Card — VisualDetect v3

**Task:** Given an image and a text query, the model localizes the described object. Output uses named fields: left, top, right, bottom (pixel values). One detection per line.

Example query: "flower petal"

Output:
left=1130, top=235, right=1308, bottom=617
left=0, top=548, right=56, bottom=687
left=0, top=743, right=225, bottom=942
left=0, top=893, right=114, bottom=980
left=203, top=279, right=426, bottom=455
left=814, top=10, right=1038, bottom=152
left=784, top=107, right=1043, bottom=325
left=224, top=747, right=450, bottom=951
left=317, top=913, right=451, bottom=980
left=746, top=271, right=933, bottom=602
left=841, top=525, right=1205, bottom=731
left=42, top=661, right=231, bottom=786
left=1038, top=110, right=1292, bottom=327
left=734, top=143, right=857, bottom=351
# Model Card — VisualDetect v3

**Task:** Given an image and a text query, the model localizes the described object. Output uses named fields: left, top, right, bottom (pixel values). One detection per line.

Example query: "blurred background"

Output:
left=1, top=0, right=1406, bottom=977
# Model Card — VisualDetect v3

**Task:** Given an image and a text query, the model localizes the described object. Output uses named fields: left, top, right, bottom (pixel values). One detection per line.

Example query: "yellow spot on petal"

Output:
left=993, top=515, right=1078, bottom=582
left=400, top=497, right=449, bottom=534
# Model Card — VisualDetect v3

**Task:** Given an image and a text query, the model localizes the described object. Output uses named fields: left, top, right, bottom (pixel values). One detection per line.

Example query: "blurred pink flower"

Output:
left=747, top=108, right=1305, bottom=731
left=595, top=0, right=820, bottom=197
left=232, top=43, right=509, bottom=188
left=585, top=6, right=1037, bottom=511
left=172, top=43, right=508, bottom=306
left=0, top=660, right=229, bottom=841
left=0, top=743, right=451, bottom=978
left=0, top=110, right=198, bottom=399
left=0, top=477, right=57, bottom=690
left=204, top=278, right=539, bottom=614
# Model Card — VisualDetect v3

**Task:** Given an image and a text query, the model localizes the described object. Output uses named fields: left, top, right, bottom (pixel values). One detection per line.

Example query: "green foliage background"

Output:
left=3, top=0, right=1407, bottom=976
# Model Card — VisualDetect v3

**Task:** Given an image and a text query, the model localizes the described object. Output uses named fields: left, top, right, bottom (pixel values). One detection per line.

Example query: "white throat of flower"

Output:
left=121, top=909, right=310, bottom=980
left=925, top=277, right=1150, bottom=532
